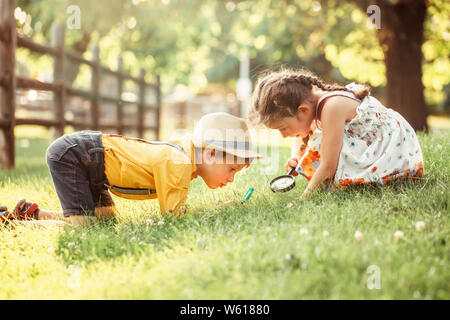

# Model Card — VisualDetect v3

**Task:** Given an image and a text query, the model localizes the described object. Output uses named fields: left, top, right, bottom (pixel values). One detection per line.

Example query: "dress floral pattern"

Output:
left=296, top=83, right=424, bottom=188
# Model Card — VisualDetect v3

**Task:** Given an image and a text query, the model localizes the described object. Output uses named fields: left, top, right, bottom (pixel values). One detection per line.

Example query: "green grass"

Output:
left=0, top=128, right=449, bottom=299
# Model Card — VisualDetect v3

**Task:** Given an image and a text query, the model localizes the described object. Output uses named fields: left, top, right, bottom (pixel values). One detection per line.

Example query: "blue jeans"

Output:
left=46, top=131, right=114, bottom=217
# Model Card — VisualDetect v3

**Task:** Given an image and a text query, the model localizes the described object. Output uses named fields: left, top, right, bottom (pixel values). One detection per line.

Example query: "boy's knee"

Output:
left=68, top=214, right=97, bottom=226
left=95, top=206, right=118, bottom=219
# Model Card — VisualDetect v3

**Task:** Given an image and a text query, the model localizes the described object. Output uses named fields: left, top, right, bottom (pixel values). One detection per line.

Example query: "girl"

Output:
left=249, top=69, right=424, bottom=197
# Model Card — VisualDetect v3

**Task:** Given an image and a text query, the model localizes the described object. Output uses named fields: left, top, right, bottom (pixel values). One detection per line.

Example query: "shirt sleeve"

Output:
left=152, top=151, right=192, bottom=218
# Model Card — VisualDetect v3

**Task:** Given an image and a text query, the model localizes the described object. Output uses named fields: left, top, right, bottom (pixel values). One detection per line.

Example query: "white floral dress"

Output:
left=295, top=83, right=424, bottom=188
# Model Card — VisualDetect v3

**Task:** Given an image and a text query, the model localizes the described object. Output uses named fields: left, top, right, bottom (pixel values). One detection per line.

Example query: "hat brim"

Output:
left=191, top=137, right=263, bottom=159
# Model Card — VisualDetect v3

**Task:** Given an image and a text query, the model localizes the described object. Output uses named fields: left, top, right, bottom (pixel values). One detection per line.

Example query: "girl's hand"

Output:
left=301, top=188, right=311, bottom=198
left=284, top=157, right=300, bottom=176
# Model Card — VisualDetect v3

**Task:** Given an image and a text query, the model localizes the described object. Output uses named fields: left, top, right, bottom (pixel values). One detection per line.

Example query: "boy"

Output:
left=1, top=112, right=261, bottom=226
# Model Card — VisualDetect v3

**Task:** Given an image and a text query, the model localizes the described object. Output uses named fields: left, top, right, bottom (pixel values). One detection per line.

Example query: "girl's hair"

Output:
left=249, top=68, right=371, bottom=152
left=249, top=68, right=370, bottom=126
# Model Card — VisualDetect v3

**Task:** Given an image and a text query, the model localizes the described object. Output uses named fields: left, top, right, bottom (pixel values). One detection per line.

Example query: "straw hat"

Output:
left=191, top=112, right=263, bottom=159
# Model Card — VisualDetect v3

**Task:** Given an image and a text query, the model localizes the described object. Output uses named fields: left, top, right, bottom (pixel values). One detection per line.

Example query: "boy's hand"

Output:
left=284, top=157, right=299, bottom=176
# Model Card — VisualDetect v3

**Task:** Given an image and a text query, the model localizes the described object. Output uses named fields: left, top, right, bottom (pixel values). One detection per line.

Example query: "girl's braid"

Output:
left=284, top=73, right=349, bottom=153
left=293, top=73, right=370, bottom=100
left=287, top=73, right=348, bottom=93
left=283, top=73, right=368, bottom=154
left=250, top=69, right=371, bottom=156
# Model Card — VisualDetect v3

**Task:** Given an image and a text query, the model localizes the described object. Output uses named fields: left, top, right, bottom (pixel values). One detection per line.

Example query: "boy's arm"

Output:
left=153, top=157, right=193, bottom=218
left=157, top=187, right=190, bottom=218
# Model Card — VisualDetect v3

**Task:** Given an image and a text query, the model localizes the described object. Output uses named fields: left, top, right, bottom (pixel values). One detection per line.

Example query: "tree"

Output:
left=350, top=0, right=429, bottom=131
left=13, top=0, right=449, bottom=130
left=15, top=0, right=135, bottom=85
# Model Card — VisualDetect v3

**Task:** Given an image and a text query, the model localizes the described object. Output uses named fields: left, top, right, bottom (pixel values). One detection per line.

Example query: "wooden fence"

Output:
left=0, top=0, right=161, bottom=169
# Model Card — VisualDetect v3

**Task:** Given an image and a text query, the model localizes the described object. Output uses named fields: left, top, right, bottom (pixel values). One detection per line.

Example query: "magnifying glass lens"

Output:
left=270, top=175, right=295, bottom=192
left=273, top=177, right=293, bottom=189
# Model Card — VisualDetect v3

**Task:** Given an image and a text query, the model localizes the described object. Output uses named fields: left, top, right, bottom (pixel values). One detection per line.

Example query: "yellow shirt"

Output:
left=101, top=134, right=198, bottom=217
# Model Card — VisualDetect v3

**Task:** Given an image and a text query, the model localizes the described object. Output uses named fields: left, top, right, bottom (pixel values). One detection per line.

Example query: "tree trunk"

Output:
left=375, top=0, right=428, bottom=131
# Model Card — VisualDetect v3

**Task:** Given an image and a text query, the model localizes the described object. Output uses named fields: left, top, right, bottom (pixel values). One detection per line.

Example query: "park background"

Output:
left=0, top=0, right=449, bottom=299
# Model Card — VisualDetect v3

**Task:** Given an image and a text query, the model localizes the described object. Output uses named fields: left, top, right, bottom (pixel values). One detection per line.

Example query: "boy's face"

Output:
left=197, top=149, right=248, bottom=189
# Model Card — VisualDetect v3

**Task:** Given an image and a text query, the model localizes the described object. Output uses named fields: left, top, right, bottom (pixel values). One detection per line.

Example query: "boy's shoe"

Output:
left=12, top=198, right=40, bottom=220
left=0, top=199, right=40, bottom=224
left=0, top=206, right=14, bottom=224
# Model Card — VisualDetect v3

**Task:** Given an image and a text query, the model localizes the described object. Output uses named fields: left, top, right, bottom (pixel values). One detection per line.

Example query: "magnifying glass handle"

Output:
left=288, top=166, right=296, bottom=175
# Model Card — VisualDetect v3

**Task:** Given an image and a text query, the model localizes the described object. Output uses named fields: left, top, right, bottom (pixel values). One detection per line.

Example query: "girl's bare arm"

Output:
left=303, top=98, right=348, bottom=196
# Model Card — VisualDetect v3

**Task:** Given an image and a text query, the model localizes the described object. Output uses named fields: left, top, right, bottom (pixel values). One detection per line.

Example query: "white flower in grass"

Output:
left=354, top=231, right=363, bottom=242
left=394, top=230, right=404, bottom=243
left=322, top=230, right=329, bottom=238
left=145, top=219, right=154, bottom=227
left=69, top=229, right=75, bottom=236
left=300, top=228, right=309, bottom=236
left=415, top=221, right=426, bottom=232
left=196, top=237, right=206, bottom=249
left=157, top=220, right=164, bottom=227
left=67, top=242, right=75, bottom=248
left=286, top=202, right=294, bottom=209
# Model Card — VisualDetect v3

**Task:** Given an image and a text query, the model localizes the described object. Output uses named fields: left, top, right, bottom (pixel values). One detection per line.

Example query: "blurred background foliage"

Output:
left=14, top=0, right=450, bottom=113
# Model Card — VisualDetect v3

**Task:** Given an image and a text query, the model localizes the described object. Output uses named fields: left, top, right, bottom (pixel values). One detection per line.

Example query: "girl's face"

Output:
left=268, top=104, right=316, bottom=138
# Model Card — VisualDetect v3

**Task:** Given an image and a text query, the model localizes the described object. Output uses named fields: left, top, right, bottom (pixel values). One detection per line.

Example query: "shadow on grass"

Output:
left=55, top=210, right=239, bottom=267
left=55, top=175, right=438, bottom=267
left=54, top=195, right=293, bottom=267
left=55, top=215, right=189, bottom=266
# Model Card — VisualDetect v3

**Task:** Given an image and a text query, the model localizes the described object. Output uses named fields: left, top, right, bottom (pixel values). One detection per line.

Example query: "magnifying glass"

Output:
left=269, top=167, right=297, bottom=192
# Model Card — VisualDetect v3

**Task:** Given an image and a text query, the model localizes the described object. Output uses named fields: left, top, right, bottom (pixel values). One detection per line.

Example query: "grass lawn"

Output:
left=0, top=127, right=448, bottom=299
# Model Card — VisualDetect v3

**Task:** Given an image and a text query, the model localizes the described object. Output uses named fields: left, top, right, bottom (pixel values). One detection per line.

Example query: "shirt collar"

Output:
left=175, top=137, right=198, bottom=180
